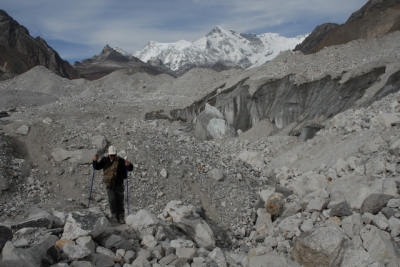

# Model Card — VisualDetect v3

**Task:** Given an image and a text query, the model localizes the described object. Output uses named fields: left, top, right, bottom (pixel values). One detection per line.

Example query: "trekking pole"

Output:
left=88, top=162, right=96, bottom=207
left=126, top=166, right=130, bottom=215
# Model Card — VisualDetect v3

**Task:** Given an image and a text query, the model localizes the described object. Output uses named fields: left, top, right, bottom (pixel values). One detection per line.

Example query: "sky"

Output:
left=2, top=0, right=369, bottom=63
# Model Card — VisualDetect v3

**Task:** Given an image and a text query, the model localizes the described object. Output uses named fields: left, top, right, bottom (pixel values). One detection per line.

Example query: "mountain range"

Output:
left=1, top=0, right=400, bottom=80
left=76, top=27, right=306, bottom=79
left=132, top=26, right=307, bottom=74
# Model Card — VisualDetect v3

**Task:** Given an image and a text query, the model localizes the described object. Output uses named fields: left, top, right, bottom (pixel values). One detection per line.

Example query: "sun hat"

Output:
left=108, top=146, right=117, bottom=155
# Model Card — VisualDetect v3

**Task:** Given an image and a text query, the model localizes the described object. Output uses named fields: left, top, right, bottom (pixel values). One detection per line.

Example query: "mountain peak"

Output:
left=101, top=44, right=112, bottom=54
left=206, top=26, right=230, bottom=37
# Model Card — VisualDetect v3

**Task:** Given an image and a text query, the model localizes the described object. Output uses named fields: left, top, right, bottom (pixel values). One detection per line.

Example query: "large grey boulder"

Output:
left=62, top=243, right=92, bottom=261
left=292, top=223, right=350, bottom=267
left=24, top=235, right=59, bottom=266
left=360, top=194, right=395, bottom=214
left=341, top=249, right=376, bottom=267
left=360, top=225, right=400, bottom=266
left=0, top=241, right=37, bottom=267
left=91, top=135, right=108, bottom=155
left=8, top=206, right=53, bottom=231
left=62, top=210, right=108, bottom=240
left=327, top=174, right=382, bottom=210
left=164, top=201, right=215, bottom=250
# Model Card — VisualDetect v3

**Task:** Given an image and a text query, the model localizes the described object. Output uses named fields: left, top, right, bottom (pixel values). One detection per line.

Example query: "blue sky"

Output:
left=2, top=0, right=369, bottom=63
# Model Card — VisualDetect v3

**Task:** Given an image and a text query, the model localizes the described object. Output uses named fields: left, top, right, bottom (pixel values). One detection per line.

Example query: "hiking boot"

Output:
left=107, top=213, right=117, bottom=222
left=118, top=214, right=125, bottom=224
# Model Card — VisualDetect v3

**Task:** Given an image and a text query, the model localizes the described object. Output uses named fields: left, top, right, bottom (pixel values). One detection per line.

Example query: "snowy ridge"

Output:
left=132, top=26, right=308, bottom=71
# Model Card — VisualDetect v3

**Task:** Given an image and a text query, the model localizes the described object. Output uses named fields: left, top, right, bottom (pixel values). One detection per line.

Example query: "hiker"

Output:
left=92, top=145, right=133, bottom=224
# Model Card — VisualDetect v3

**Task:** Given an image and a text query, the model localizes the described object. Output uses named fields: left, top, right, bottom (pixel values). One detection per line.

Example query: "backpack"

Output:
left=103, top=158, right=119, bottom=188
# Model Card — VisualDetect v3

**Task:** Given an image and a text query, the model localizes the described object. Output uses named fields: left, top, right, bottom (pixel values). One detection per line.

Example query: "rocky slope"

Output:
left=0, top=25, right=399, bottom=266
left=0, top=10, right=80, bottom=80
left=293, top=23, right=339, bottom=54
left=295, top=0, right=400, bottom=54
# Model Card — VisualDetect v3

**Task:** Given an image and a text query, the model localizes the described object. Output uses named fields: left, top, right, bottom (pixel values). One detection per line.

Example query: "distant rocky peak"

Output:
left=0, top=9, right=80, bottom=79
left=100, top=44, right=113, bottom=55
left=0, top=9, right=30, bottom=37
left=206, top=26, right=232, bottom=38
left=87, top=44, right=127, bottom=62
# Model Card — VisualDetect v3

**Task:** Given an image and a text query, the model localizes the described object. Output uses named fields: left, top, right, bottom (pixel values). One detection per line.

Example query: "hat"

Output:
left=108, top=146, right=117, bottom=155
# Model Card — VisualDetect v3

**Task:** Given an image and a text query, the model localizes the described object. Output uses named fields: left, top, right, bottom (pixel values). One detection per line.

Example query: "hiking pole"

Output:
left=88, top=161, right=96, bottom=207
left=126, top=166, right=130, bottom=215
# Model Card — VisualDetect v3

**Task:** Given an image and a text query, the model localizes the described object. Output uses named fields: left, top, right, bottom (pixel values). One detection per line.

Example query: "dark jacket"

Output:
left=93, top=156, right=133, bottom=186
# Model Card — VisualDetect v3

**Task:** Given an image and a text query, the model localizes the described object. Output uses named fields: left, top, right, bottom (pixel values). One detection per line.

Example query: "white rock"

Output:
left=16, top=125, right=29, bottom=135
left=360, top=225, right=400, bottom=265
left=126, top=209, right=159, bottom=231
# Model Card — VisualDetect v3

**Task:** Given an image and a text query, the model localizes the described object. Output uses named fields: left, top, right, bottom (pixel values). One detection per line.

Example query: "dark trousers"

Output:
left=106, top=184, right=125, bottom=217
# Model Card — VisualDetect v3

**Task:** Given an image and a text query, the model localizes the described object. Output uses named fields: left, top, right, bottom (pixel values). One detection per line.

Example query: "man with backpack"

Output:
left=92, top=146, right=133, bottom=224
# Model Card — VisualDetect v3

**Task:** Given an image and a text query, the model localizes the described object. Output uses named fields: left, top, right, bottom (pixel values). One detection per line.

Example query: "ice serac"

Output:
left=171, top=67, right=388, bottom=138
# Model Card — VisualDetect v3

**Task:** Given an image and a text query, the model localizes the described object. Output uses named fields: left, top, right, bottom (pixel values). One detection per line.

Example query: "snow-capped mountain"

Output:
left=133, top=26, right=308, bottom=72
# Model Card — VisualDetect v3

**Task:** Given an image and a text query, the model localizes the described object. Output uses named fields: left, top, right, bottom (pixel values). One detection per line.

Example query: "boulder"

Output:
left=360, top=225, right=400, bottom=266
left=9, top=206, right=53, bottom=231
left=292, top=224, right=350, bottom=267
left=265, top=192, right=285, bottom=217
left=164, top=201, right=215, bottom=250
left=62, top=243, right=91, bottom=261
left=238, top=150, right=264, bottom=169
left=62, top=210, right=108, bottom=240
left=0, top=241, right=37, bottom=267
left=16, top=125, right=29, bottom=135
left=91, top=135, right=108, bottom=155
left=209, top=168, right=224, bottom=181
left=255, top=208, right=274, bottom=235
left=330, top=201, right=353, bottom=217
left=360, top=194, right=395, bottom=214
left=126, top=209, right=159, bottom=231
left=25, top=235, right=60, bottom=266
left=341, top=213, right=363, bottom=238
